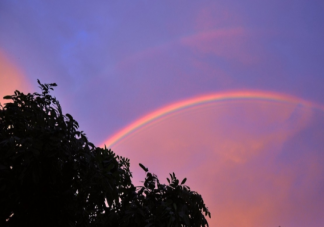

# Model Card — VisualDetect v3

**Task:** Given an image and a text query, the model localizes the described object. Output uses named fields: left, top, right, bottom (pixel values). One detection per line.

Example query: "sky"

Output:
left=1, top=1, right=324, bottom=226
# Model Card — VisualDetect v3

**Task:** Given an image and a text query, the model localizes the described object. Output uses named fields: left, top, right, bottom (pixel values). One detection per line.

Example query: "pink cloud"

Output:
left=0, top=50, right=31, bottom=105
left=180, top=28, right=257, bottom=65
left=193, top=4, right=242, bottom=32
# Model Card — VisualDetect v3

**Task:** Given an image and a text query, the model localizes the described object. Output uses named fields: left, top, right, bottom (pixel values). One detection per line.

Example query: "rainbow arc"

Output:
left=101, top=90, right=324, bottom=148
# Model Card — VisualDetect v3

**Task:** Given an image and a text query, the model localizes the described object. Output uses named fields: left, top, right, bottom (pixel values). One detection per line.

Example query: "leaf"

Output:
left=66, top=113, right=73, bottom=121
left=181, top=178, right=187, bottom=185
left=106, top=163, right=115, bottom=172
left=3, top=95, right=12, bottom=99
left=139, top=163, right=148, bottom=172
left=173, top=203, right=177, bottom=211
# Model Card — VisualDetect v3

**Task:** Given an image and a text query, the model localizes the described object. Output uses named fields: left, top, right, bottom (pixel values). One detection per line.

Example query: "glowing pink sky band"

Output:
left=101, top=90, right=324, bottom=148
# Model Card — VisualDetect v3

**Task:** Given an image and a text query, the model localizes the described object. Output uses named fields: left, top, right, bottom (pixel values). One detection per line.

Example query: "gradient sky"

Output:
left=1, top=1, right=324, bottom=226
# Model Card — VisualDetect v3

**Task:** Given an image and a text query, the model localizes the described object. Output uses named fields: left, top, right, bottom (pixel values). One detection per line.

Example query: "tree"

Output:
left=0, top=80, right=210, bottom=227
left=109, top=165, right=211, bottom=227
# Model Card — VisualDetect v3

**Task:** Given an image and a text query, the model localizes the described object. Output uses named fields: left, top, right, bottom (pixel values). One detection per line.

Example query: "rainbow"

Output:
left=101, top=90, right=324, bottom=148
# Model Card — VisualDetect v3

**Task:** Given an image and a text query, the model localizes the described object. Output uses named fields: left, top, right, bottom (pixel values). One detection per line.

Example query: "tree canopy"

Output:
left=0, top=80, right=210, bottom=227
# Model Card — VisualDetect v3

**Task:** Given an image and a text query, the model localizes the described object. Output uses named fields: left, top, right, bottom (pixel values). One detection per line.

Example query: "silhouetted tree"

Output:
left=0, top=80, right=210, bottom=227
left=108, top=165, right=211, bottom=227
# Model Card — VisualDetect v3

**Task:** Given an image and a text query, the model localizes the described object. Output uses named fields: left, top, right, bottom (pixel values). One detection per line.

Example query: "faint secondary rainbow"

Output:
left=101, top=90, right=324, bottom=148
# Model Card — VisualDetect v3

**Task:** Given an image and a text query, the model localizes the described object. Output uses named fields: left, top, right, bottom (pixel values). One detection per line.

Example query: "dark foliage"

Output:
left=0, top=80, right=210, bottom=227
left=110, top=164, right=211, bottom=227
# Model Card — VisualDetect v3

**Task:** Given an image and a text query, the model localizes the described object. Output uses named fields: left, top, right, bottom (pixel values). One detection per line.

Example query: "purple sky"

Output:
left=1, top=1, right=324, bottom=226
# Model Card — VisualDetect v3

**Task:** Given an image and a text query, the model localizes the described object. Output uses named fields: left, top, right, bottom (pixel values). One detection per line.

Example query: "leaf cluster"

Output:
left=110, top=164, right=210, bottom=227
